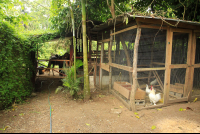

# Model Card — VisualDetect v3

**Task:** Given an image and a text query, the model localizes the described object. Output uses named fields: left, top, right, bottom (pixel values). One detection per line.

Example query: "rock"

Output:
left=111, top=108, right=122, bottom=114
left=31, top=92, right=37, bottom=97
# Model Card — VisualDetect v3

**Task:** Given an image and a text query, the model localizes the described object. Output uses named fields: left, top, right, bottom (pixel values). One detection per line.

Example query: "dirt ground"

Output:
left=0, top=78, right=200, bottom=133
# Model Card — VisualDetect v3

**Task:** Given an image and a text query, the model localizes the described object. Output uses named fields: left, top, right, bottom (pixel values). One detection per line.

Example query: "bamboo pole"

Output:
left=130, top=22, right=142, bottom=112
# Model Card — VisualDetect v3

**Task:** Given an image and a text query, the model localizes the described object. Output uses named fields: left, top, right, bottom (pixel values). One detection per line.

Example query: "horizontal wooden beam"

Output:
left=137, top=67, right=165, bottom=72
left=194, top=64, right=200, bottom=68
left=101, top=63, right=110, bottom=72
left=140, top=25, right=167, bottom=30
left=152, top=62, right=165, bottom=65
left=167, top=97, right=188, bottom=104
left=110, top=25, right=137, bottom=36
left=109, top=63, right=133, bottom=72
left=38, top=59, right=71, bottom=61
left=171, top=28, right=192, bottom=33
left=98, top=39, right=110, bottom=43
left=169, top=64, right=188, bottom=69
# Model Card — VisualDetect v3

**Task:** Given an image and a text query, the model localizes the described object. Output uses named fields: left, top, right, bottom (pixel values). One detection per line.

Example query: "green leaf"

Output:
left=151, top=125, right=156, bottom=130
left=126, top=17, right=128, bottom=25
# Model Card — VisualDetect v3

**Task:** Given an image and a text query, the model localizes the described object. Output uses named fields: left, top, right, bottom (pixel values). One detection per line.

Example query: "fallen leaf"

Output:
left=151, top=125, right=156, bottom=130
left=193, top=98, right=197, bottom=102
left=135, top=115, right=140, bottom=119
left=186, top=107, right=193, bottom=111
left=86, top=123, right=90, bottom=126
left=3, top=126, right=9, bottom=130
left=134, top=112, right=138, bottom=115
left=179, top=108, right=186, bottom=111
left=120, top=106, right=123, bottom=108
left=12, top=109, right=15, bottom=111
left=51, top=109, right=54, bottom=111
left=157, top=109, right=162, bottom=111
left=19, top=113, right=24, bottom=116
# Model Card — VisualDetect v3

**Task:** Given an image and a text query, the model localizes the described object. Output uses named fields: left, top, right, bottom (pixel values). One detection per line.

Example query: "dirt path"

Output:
left=0, top=79, right=200, bottom=133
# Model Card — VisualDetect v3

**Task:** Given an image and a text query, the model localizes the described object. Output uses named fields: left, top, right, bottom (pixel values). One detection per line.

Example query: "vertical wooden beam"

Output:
left=187, top=32, right=196, bottom=100
left=130, top=22, right=141, bottom=112
left=184, top=31, right=193, bottom=97
left=163, top=27, right=173, bottom=104
left=109, top=30, right=113, bottom=91
left=100, top=32, right=104, bottom=90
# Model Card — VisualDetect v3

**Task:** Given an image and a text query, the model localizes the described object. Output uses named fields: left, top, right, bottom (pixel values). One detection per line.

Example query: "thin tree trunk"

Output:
left=130, top=24, right=141, bottom=112
left=82, top=0, right=90, bottom=100
left=68, top=0, right=76, bottom=80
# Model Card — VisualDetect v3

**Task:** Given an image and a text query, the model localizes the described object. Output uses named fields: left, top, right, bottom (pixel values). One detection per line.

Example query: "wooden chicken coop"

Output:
left=50, top=15, right=200, bottom=111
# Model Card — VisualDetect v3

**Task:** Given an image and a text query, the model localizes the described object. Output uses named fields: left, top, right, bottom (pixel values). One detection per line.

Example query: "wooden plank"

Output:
left=170, top=84, right=184, bottom=94
left=188, top=32, right=197, bottom=100
left=38, top=59, right=71, bottom=61
left=194, top=64, right=200, bottom=68
left=152, top=62, right=165, bottom=65
left=98, top=38, right=110, bottom=43
left=140, top=24, right=167, bottom=30
left=101, top=63, right=110, bottom=72
left=109, top=63, right=133, bottom=72
left=99, top=32, right=104, bottom=90
left=137, top=76, right=156, bottom=79
left=164, top=27, right=173, bottom=104
left=169, top=64, right=188, bottom=69
left=110, top=89, right=131, bottom=110
left=184, top=31, right=193, bottom=97
left=153, top=70, right=164, bottom=92
left=171, top=28, right=192, bottom=33
left=137, top=67, right=165, bottom=72
left=167, top=97, right=188, bottom=104
left=110, top=25, right=138, bottom=36
left=136, top=17, right=200, bottom=30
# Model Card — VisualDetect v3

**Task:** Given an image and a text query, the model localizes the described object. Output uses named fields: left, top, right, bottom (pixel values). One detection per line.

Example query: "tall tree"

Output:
left=82, top=0, right=90, bottom=100
left=68, top=0, right=76, bottom=80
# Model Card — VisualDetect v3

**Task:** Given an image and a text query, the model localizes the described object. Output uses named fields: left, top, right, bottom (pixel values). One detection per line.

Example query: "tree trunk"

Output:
left=130, top=23, right=141, bottom=112
left=82, top=0, right=90, bottom=100
left=68, top=0, right=76, bottom=80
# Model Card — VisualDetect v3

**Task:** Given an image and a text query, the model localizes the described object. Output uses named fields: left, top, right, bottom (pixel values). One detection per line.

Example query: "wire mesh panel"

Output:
left=192, top=36, right=200, bottom=96
left=171, top=32, right=189, bottom=64
left=138, top=28, right=166, bottom=68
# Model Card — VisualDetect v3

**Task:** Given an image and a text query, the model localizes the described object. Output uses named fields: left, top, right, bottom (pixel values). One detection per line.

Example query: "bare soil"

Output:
left=0, top=78, right=200, bottom=133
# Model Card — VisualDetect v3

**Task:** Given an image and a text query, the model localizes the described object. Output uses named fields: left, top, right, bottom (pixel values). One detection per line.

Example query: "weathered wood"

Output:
left=98, top=38, right=110, bottom=43
left=153, top=70, right=164, bottom=92
left=130, top=22, right=141, bottom=112
left=109, top=63, right=133, bottom=72
left=137, top=67, right=165, bottom=72
left=110, top=89, right=131, bottom=110
left=100, top=63, right=110, bottom=72
left=167, top=97, right=188, bottom=104
left=152, top=62, right=165, bottom=65
left=184, top=31, right=193, bottom=97
left=169, top=64, right=188, bottom=69
left=188, top=32, right=197, bottom=100
left=194, top=64, right=200, bottom=68
left=164, top=27, right=173, bottom=104
left=171, top=28, right=192, bottom=33
left=99, top=32, right=104, bottom=90
left=170, top=84, right=184, bottom=94
left=110, top=25, right=138, bottom=36
left=140, top=24, right=167, bottom=30
left=136, top=104, right=165, bottom=111
left=109, top=30, right=113, bottom=91
left=137, top=76, right=156, bottom=79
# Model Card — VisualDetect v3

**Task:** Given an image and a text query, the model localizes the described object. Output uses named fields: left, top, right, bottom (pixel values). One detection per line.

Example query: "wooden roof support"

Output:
left=130, top=21, right=142, bottom=112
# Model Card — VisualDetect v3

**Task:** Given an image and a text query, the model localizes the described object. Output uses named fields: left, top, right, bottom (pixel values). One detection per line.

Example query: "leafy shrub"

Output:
left=55, top=59, right=83, bottom=99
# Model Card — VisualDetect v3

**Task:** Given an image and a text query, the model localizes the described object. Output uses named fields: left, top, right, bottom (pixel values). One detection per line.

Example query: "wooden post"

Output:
left=187, top=31, right=196, bottom=100
left=163, top=27, right=173, bottom=104
left=100, top=32, right=104, bottom=89
left=109, top=30, right=113, bottom=91
left=184, top=31, right=193, bottom=97
left=130, top=23, right=141, bottom=112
